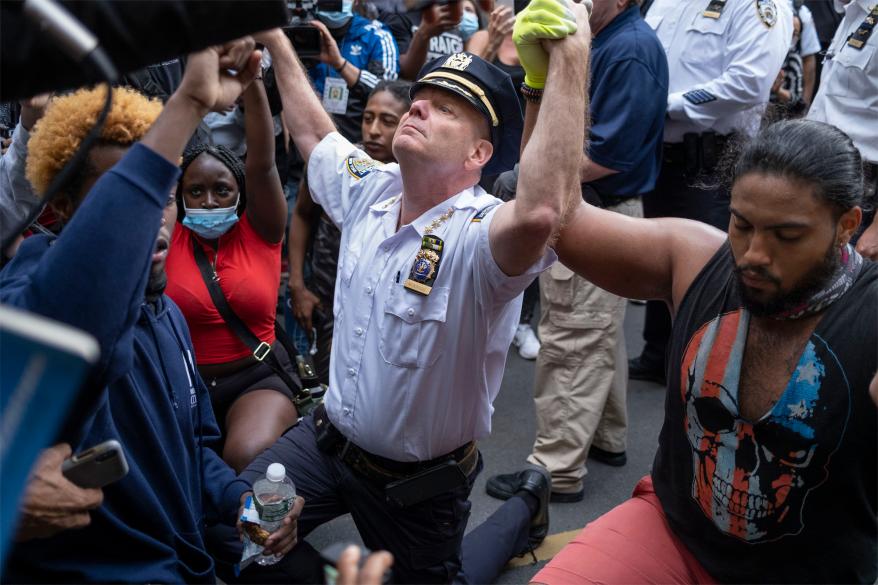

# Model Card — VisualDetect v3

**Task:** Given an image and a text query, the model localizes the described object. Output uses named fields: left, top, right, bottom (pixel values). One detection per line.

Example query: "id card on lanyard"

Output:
left=323, top=77, right=349, bottom=115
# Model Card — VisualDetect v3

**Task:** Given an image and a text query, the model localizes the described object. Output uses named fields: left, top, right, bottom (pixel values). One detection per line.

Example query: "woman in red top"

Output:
left=165, top=79, right=296, bottom=472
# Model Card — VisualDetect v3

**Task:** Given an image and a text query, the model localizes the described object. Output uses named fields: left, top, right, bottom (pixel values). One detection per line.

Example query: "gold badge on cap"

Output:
left=443, top=53, right=473, bottom=72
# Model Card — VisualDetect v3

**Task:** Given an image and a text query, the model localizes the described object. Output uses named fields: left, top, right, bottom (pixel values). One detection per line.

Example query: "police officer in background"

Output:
left=808, top=0, right=878, bottom=261
left=629, top=0, right=792, bottom=383
left=237, top=0, right=591, bottom=580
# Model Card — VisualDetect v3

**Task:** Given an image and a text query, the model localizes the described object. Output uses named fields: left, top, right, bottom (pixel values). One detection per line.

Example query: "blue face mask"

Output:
left=182, top=199, right=240, bottom=239
left=459, top=12, right=479, bottom=40
left=317, top=0, right=353, bottom=29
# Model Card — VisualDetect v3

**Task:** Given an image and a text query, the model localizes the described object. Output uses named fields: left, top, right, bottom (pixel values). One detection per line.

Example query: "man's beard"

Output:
left=145, top=267, right=167, bottom=304
left=732, top=241, right=840, bottom=318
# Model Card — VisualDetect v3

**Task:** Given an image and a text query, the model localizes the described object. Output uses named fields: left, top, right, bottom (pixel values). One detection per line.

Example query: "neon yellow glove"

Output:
left=512, top=0, right=578, bottom=89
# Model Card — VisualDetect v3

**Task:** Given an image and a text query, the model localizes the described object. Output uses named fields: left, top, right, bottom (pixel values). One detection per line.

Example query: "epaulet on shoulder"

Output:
left=471, top=202, right=500, bottom=223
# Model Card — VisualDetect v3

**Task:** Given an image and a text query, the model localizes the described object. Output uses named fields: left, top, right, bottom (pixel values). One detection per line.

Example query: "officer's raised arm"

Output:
left=488, top=0, right=589, bottom=277
left=255, top=29, right=337, bottom=165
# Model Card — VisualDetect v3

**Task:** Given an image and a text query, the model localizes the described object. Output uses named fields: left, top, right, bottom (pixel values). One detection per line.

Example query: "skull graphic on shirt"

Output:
left=680, top=312, right=849, bottom=542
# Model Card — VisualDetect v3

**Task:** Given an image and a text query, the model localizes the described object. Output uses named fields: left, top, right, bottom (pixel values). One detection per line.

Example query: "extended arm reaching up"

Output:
left=488, top=0, right=589, bottom=277
left=255, top=29, right=337, bottom=165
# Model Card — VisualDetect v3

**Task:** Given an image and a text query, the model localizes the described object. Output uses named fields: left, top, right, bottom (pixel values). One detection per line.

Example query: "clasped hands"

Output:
left=513, top=0, right=592, bottom=89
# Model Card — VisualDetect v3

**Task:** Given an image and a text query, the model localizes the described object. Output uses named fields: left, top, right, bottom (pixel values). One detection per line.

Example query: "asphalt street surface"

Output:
left=305, top=302, right=667, bottom=583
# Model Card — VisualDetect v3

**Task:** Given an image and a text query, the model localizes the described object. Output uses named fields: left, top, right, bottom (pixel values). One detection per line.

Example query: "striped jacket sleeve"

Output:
left=352, top=22, right=399, bottom=95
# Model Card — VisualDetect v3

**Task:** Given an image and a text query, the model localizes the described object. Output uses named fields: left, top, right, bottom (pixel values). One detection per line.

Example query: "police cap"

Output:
left=411, top=52, right=524, bottom=176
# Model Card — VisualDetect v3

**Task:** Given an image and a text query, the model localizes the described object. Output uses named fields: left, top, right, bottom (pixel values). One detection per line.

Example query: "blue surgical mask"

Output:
left=459, top=12, right=479, bottom=40
left=183, top=199, right=240, bottom=239
left=317, top=0, right=353, bottom=29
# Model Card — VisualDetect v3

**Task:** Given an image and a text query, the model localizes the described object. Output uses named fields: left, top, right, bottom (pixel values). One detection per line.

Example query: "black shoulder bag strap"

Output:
left=190, top=239, right=305, bottom=400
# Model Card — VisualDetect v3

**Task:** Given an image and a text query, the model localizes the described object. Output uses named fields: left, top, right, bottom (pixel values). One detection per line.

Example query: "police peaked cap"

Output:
left=411, top=52, right=524, bottom=176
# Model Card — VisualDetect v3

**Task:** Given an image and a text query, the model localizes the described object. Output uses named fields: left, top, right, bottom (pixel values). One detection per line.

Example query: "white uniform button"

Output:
left=407, top=307, right=415, bottom=317
left=347, top=367, right=356, bottom=377
left=355, top=327, right=364, bottom=336
left=366, top=286, right=373, bottom=294
left=343, top=407, right=351, bottom=416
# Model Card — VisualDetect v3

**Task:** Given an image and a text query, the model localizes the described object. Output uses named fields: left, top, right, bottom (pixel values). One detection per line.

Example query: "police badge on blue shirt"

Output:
left=404, top=235, right=444, bottom=295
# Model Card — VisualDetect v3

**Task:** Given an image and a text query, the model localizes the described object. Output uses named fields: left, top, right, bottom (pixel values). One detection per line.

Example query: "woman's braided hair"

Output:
left=176, top=144, right=247, bottom=220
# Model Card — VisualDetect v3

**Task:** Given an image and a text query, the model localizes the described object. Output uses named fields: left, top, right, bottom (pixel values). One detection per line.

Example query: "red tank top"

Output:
left=165, top=213, right=282, bottom=364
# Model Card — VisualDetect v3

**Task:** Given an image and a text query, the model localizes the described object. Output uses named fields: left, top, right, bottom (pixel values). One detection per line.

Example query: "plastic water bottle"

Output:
left=253, top=463, right=296, bottom=566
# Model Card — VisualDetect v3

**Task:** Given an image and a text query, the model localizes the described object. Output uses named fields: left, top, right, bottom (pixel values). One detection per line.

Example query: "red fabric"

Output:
left=165, top=213, right=282, bottom=364
left=533, top=476, right=717, bottom=585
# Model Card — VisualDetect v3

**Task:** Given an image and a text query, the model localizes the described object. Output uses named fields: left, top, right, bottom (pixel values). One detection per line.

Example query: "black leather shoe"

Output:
left=550, top=488, right=584, bottom=503
left=486, top=467, right=552, bottom=549
left=588, top=445, right=627, bottom=467
left=485, top=472, right=518, bottom=500
left=516, top=465, right=552, bottom=549
left=628, top=355, right=666, bottom=385
left=488, top=470, right=583, bottom=503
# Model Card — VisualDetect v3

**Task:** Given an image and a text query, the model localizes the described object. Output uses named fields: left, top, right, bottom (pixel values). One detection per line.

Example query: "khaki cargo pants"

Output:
left=527, top=198, right=642, bottom=494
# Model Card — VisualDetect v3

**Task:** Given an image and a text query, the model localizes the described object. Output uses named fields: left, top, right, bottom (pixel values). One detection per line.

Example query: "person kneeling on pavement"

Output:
left=1, top=41, right=301, bottom=583
left=228, top=0, right=592, bottom=581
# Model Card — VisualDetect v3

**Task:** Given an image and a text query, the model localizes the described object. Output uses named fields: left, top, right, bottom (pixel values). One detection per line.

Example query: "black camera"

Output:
left=282, top=0, right=344, bottom=58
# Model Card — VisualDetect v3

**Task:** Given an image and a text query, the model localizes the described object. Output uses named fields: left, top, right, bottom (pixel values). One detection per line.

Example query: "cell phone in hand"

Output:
left=61, top=439, right=128, bottom=489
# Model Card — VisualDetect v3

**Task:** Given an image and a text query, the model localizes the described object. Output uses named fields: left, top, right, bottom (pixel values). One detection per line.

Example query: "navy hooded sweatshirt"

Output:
left=1, top=144, right=250, bottom=582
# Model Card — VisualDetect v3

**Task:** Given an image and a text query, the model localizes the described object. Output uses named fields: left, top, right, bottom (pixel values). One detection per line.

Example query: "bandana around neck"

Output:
left=771, top=244, right=864, bottom=320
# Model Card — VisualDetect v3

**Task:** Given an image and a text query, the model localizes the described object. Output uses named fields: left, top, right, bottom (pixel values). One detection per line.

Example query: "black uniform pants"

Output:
left=639, top=151, right=730, bottom=365
left=217, top=412, right=481, bottom=584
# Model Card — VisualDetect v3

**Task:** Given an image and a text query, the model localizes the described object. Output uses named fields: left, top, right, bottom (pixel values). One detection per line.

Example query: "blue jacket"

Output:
left=1, top=144, right=248, bottom=583
left=309, top=15, right=399, bottom=141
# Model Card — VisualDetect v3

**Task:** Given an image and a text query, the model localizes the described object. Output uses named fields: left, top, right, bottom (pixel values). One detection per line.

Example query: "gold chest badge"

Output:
left=404, top=235, right=444, bottom=296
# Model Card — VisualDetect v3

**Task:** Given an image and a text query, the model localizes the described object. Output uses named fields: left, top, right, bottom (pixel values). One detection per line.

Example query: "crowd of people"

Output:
left=0, top=0, right=876, bottom=583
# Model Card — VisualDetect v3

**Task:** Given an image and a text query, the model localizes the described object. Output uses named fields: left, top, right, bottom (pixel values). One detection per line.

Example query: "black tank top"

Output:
left=653, top=243, right=877, bottom=583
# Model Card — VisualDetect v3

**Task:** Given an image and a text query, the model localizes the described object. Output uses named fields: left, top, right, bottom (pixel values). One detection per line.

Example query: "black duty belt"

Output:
left=313, top=404, right=479, bottom=485
left=581, top=183, right=639, bottom=210
left=663, top=131, right=734, bottom=174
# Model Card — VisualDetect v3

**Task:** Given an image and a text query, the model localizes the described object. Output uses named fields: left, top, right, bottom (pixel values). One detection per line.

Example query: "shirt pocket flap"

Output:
left=834, top=45, right=875, bottom=71
left=385, top=284, right=450, bottom=324
left=687, top=12, right=731, bottom=36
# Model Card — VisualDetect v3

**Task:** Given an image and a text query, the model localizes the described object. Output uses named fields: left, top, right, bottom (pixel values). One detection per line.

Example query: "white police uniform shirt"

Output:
left=808, top=0, right=878, bottom=164
left=795, top=3, right=822, bottom=58
left=644, top=0, right=793, bottom=142
left=308, top=132, right=555, bottom=461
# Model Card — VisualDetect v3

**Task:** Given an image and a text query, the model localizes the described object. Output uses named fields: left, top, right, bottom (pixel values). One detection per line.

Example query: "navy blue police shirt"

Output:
left=587, top=5, right=668, bottom=199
